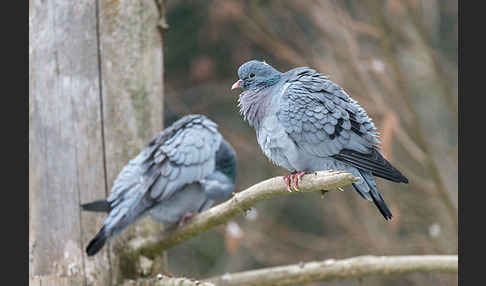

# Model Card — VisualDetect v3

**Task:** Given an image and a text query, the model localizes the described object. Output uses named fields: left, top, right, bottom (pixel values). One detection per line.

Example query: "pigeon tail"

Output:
left=369, top=188, right=393, bottom=221
left=86, top=226, right=109, bottom=256
left=81, top=200, right=111, bottom=213
left=354, top=170, right=393, bottom=220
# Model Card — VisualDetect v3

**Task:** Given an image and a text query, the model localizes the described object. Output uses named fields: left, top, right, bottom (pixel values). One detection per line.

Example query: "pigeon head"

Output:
left=233, top=60, right=282, bottom=128
left=231, top=60, right=281, bottom=91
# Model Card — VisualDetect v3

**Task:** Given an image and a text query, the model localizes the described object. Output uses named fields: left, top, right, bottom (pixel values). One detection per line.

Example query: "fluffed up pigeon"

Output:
left=231, top=60, right=408, bottom=220
left=81, top=114, right=237, bottom=256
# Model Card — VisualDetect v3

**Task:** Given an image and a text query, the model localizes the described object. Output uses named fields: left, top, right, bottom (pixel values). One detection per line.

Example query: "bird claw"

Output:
left=178, top=212, right=194, bottom=227
left=283, top=175, right=293, bottom=192
left=292, top=171, right=306, bottom=191
left=283, top=171, right=306, bottom=192
left=292, top=179, right=300, bottom=192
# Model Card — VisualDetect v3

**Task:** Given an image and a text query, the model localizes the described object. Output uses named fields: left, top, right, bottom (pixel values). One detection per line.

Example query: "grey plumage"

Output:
left=81, top=114, right=237, bottom=256
left=233, top=60, right=407, bottom=220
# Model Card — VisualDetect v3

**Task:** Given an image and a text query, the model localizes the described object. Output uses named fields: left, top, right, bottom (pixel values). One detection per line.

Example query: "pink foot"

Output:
left=283, top=171, right=307, bottom=192
left=178, top=212, right=195, bottom=227
left=292, top=171, right=306, bottom=191
left=283, top=174, right=293, bottom=192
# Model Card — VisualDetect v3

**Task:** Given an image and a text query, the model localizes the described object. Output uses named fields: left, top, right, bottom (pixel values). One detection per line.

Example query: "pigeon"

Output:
left=81, top=114, right=237, bottom=256
left=231, top=60, right=408, bottom=220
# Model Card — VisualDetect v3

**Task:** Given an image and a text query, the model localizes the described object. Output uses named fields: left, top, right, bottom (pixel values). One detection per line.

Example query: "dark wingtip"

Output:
left=401, top=176, right=409, bottom=184
left=395, top=172, right=408, bottom=184
left=332, top=149, right=410, bottom=185
left=86, top=227, right=108, bottom=256
left=394, top=167, right=409, bottom=184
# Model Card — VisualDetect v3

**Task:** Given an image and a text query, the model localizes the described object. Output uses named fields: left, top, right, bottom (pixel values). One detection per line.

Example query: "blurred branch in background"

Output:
left=122, top=275, right=215, bottom=286
left=206, top=255, right=457, bottom=286
left=120, top=255, right=457, bottom=286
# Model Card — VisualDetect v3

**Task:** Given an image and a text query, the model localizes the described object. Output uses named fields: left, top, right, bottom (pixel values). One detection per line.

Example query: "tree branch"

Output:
left=136, top=170, right=358, bottom=256
left=205, top=255, right=458, bottom=286
left=122, top=275, right=215, bottom=286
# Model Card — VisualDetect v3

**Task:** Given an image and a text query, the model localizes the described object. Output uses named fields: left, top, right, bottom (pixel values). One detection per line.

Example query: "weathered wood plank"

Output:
left=29, top=0, right=110, bottom=284
left=97, top=0, right=164, bottom=282
left=30, top=275, right=85, bottom=286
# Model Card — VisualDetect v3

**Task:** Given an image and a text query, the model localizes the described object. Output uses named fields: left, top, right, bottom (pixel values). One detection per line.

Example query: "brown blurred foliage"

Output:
left=162, top=1, right=457, bottom=285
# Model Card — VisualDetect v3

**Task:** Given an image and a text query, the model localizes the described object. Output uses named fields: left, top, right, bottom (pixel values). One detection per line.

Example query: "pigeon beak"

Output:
left=231, top=79, right=242, bottom=90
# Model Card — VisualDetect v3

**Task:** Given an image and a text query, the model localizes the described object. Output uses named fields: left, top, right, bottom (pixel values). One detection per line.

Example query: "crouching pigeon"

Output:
left=81, top=114, right=237, bottom=256
left=231, top=60, right=407, bottom=220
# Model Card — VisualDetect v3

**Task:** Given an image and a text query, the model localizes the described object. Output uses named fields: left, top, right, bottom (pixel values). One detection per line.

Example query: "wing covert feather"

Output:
left=277, top=68, right=380, bottom=158
left=107, top=115, right=222, bottom=210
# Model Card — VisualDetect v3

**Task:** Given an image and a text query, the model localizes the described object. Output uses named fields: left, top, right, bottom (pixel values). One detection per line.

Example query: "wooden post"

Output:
left=96, top=0, right=165, bottom=282
left=29, top=0, right=165, bottom=284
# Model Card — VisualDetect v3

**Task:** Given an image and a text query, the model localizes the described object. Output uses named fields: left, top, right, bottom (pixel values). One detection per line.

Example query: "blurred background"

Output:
left=29, top=0, right=457, bottom=285
left=162, top=0, right=457, bottom=285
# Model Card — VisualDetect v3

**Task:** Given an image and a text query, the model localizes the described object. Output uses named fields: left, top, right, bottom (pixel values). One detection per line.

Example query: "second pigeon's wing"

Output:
left=105, top=115, right=222, bottom=231
left=277, top=68, right=406, bottom=182
left=142, top=115, right=223, bottom=201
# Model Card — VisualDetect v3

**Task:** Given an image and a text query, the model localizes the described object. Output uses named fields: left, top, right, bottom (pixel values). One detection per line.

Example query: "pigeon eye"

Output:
left=249, top=73, right=255, bottom=78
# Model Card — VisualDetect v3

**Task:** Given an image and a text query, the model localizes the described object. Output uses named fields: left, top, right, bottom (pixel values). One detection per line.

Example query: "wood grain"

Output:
left=29, top=0, right=164, bottom=284
left=29, top=1, right=110, bottom=284
left=97, top=0, right=164, bottom=282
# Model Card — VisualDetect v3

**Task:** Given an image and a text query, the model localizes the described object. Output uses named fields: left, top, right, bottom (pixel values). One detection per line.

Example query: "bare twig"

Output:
left=122, top=275, right=214, bottom=286
left=136, top=171, right=358, bottom=256
left=205, top=255, right=458, bottom=286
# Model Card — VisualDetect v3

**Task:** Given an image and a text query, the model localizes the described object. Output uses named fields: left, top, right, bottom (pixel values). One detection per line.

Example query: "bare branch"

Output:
left=122, top=275, right=214, bottom=286
left=205, top=255, right=458, bottom=286
left=136, top=170, right=358, bottom=256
